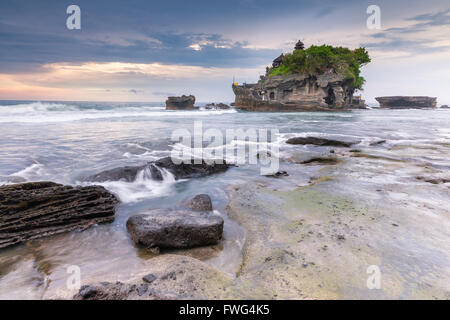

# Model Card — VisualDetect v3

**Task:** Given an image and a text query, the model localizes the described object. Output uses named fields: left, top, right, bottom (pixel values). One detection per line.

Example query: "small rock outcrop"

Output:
left=375, top=96, right=437, bottom=109
left=440, top=105, right=449, bottom=109
left=286, top=136, right=360, bottom=147
left=0, top=182, right=118, bottom=249
left=204, top=103, right=230, bottom=110
left=165, top=95, right=196, bottom=110
left=85, top=157, right=229, bottom=182
left=126, top=209, right=223, bottom=250
left=185, top=194, right=213, bottom=211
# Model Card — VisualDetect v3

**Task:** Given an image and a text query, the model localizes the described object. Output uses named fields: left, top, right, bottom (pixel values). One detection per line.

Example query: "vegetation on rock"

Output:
left=269, top=45, right=371, bottom=90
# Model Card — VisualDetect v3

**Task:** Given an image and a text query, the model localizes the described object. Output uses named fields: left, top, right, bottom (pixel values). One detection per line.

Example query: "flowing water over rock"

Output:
left=0, top=101, right=449, bottom=299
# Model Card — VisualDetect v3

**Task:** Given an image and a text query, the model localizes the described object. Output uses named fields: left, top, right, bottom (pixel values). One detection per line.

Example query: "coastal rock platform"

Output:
left=0, top=182, right=118, bottom=249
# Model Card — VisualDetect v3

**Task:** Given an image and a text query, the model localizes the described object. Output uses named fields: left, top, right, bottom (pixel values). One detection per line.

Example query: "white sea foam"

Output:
left=0, top=102, right=237, bottom=123
left=9, top=163, right=45, bottom=180
left=87, top=165, right=178, bottom=203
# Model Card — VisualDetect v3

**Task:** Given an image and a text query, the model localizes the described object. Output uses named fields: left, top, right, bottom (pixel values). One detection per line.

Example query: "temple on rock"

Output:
left=232, top=40, right=369, bottom=111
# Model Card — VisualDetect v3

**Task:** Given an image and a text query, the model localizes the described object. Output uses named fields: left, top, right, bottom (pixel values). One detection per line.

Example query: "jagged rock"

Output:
left=74, top=282, right=162, bottom=300
left=85, top=157, right=229, bottom=182
left=165, top=95, right=196, bottom=110
left=286, top=136, right=360, bottom=147
left=185, top=194, right=213, bottom=211
left=126, top=209, right=223, bottom=249
left=375, top=96, right=437, bottom=109
left=233, top=73, right=365, bottom=111
left=0, top=182, right=118, bottom=249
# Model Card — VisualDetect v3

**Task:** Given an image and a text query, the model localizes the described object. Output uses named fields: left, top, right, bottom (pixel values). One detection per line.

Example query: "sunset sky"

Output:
left=0, top=0, right=449, bottom=104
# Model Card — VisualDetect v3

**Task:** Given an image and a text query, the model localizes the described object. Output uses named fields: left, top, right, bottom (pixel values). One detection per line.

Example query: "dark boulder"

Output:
left=126, top=209, right=223, bottom=250
left=0, top=182, right=118, bottom=249
left=166, top=95, right=196, bottom=110
left=185, top=194, right=213, bottom=211
left=153, top=157, right=229, bottom=180
left=286, top=136, right=360, bottom=147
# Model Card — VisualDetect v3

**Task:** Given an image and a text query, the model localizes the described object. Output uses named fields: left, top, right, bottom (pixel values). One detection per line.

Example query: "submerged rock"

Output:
left=369, top=140, right=386, bottom=146
left=185, top=194, right=213, bottom=211
left=166, top=95, right=197, bottom=110
left=85, top=165, right=145, bottom=182
left=264, top=171, right=289, bottom=178
left=73, top=254, right=232, bottom=300
left=286, top=136, right=360, bottom=147
left=74, top=282, right=161, bottom=300
left=416, top=176, right=450, bottom=185
left=300, top=157, right=340, bottom=165
left=0, top=182, right=118, bottom=249
left=126, top=209, right=223, bottom=250
left=85, top=157, right=229, bottom=182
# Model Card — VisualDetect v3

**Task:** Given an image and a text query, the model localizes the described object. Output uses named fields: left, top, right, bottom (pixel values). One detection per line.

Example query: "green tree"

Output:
left=269, top=45, right=371, bottom=90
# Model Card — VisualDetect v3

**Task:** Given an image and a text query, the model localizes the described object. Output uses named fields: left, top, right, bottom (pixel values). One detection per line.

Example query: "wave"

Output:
left=0, top=101, right=237, bottom=123
left=84, top=165, right=178, bottom=203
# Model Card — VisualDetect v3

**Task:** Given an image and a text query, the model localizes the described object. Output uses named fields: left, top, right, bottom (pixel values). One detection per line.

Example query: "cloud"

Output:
left=362, top=9, right=450, bottom=58
left=153, top=91, right=176, bottom=96
left=315, top=6, right=337, bottom=18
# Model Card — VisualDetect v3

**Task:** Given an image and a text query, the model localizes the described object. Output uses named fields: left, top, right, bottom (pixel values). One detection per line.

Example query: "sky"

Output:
left=0, top=0, right=449, bottom=104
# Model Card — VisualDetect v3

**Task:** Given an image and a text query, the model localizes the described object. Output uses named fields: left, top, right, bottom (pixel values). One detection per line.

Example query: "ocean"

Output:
left=0, top=100, right=449, bottom=299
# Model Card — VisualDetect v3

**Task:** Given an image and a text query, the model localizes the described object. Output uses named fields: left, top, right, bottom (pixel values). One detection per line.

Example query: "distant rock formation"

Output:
left=233, top=73, right=366, bottom=111
left=0, top=182, right=118, bottom=249
left=232, top=40, right=368, bottom=111
left=166, top=95, right=196, bottom=110
left=440, top=105, right=449, bottom=109
left=375, top=96, right=437, bottom=109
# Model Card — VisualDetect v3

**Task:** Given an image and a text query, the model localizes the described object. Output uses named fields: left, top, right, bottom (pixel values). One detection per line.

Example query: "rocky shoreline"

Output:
left=1, top=134, right=449, bottom=300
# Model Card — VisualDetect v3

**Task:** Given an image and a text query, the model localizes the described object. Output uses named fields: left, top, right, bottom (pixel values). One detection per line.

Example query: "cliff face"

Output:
left=233, top=73, right=365, bottom=111
left=375, top=96, right=437, bottom=109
